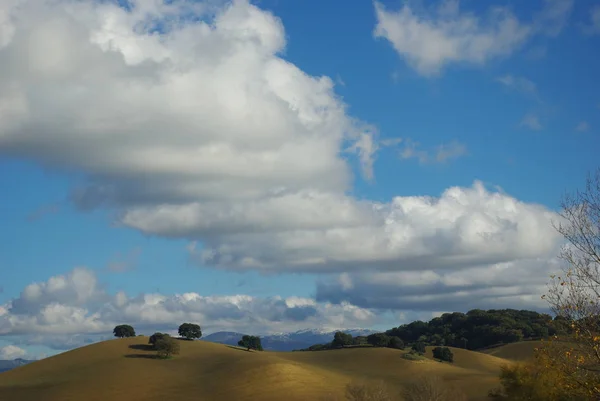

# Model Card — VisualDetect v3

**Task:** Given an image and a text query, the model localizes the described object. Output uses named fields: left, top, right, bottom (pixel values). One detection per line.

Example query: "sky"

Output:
left=0, top=0, right=599, bottom=360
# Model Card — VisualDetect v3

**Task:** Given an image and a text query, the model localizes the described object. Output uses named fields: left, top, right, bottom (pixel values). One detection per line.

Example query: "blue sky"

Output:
left=0, top=0, right=599, bottom=360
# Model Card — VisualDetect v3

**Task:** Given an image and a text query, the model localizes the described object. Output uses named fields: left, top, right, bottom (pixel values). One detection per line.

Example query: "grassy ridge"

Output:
left=0, top=337, right=537, bottom=401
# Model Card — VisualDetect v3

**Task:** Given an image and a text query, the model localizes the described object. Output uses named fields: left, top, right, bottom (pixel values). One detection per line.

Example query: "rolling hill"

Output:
left=481, top=340, right=543, bottom=362
left=0, top=337, right=523, bottom=401
left=202, top=328, right=378, bottom=351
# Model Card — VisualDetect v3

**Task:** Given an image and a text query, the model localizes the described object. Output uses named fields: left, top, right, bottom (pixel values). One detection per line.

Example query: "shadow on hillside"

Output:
left=124, top=354, right=160, bottom=359
left=226, top=345, right=251, bottom=352
left=128, top=344, right=154, bottom=352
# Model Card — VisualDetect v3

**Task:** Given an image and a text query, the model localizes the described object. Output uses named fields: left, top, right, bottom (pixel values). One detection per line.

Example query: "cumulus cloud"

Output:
left=0, top=268, right=379, bottom=340
left=0, top=0, right=560, bottom=281
left=316, top=255, right=563, bottom=313
left=187, top=181, right=560, bottom=274
left=0, top=344, right=26, bottom=359
left=374, top=0, right=572, bottom=76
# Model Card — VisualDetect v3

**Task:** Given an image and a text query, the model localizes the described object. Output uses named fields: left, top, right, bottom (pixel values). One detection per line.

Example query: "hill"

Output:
left=0, top=337, right=515, bottom=401
left=481, top=340, right=543, bottom=362
left=203, top=328, right=378, bottom=351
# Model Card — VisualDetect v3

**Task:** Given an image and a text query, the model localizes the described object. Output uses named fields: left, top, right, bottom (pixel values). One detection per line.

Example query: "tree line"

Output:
left=112, top=323, right=263, bottom=358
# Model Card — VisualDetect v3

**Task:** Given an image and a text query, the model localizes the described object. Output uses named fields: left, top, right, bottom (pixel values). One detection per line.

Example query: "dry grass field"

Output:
left=480, top=340, right=542, bottom=362
left=0, top=338, right=529, bottom=401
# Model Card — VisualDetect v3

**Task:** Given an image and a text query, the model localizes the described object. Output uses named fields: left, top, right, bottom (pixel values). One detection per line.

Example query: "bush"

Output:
left=113, top=324, right=136, bottom=338
left=403, top=375, right=467, bottom=401
left=402, top=352, right=426, bottom=361
left=178, top=323, right=202, bottom=340
left=388, top=336, right=404, bottom=350
left=411, top=342, right=426, bottom=355
left=345, top=380, right=392, bottom=401
left=432, top=346, right=454, bottom=363
left=155, top=337, right=180, bottom=359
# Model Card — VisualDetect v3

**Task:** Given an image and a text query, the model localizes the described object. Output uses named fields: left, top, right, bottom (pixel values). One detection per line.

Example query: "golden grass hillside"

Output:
left=481, top=341, right=542, bottom=362
left=0, top=337, right=515, bottom=401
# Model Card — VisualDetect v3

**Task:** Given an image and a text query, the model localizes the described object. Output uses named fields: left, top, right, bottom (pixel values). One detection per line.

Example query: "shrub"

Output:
left=411, top=342, right=426, bottom=355
left=345, top=380, right=392, bottom=401
left=402, top=352, right=425, bottom=361
left=155, top=337, right=180, bottom=359
left=403, top=375, right=467, bottom=401
left=113, top=324, right=136, bottom=338
left=432, top=346, right=454, bottom=363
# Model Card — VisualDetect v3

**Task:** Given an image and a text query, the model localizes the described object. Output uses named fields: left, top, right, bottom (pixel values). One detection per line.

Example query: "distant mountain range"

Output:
left=0, top=358, right=34, bottom=374
left=202, top=328, right=378, bottom=351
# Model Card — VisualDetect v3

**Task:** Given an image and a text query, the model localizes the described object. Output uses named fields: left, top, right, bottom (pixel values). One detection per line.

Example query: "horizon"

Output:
left=1, top=0, right=599, bottom=361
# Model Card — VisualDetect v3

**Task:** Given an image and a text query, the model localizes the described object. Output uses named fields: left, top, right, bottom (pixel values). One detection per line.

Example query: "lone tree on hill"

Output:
left=178, top=323, right=202, bottom=340
left=113, top=324, right=136, bottom=338
left=155, top=336, right=180, bottom=359
left=411, top=342, right=426, bottom=355
left=149, top=332, right=170, bottom=347
left=238, top=335, right=263, bottom=351
left=432, top=346, right=454, bottom=363
left=331, top=331, right=353, bottom=348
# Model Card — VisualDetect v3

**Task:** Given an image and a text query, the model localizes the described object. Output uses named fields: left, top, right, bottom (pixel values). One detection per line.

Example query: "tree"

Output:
left=238, top=335, right=263, bottom=351
left=432, top=346, right=454, bottom=363
left=542, top=168, right=600, bottom=397
left=113, top=324, right=136, bottom=338
left=149, top=332, right=169, bottom=347
left=388, top=336, right=404, bottom=350
left=178, top=323, right=202, bottom=340
left=331, top=331, right=353, bottom=348
left=155, top=336, right=180, bottom=359
left=367, top=333, right=391, bottom=347
left=411, top=342, right=426, bottom=355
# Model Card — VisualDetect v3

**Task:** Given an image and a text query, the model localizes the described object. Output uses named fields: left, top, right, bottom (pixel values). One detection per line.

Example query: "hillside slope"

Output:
left=0, top=337, right=511, bottom=401
left=481, top=341, right=542, bottom=362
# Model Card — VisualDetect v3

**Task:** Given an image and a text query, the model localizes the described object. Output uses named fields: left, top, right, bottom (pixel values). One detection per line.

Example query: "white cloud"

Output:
left=582, top=5, right=600, bottom=35
left=186, top=181, right=560, bottom=274
left=520, top=114, right=543, bottom=131
left=575, top=121, right=590, bottom=132
left=496, top=75, right=537, bottom=96
left=374, top=0, right=572, bottom=77
left=0, top=344, right=26, bottom=359
left=316, top=255, right=563, bottom=313
left=0, top=0, right=560, bottom=287
left=373, top=0, right=531, bottom=76
left=0, top=268, right=379, bottom=340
